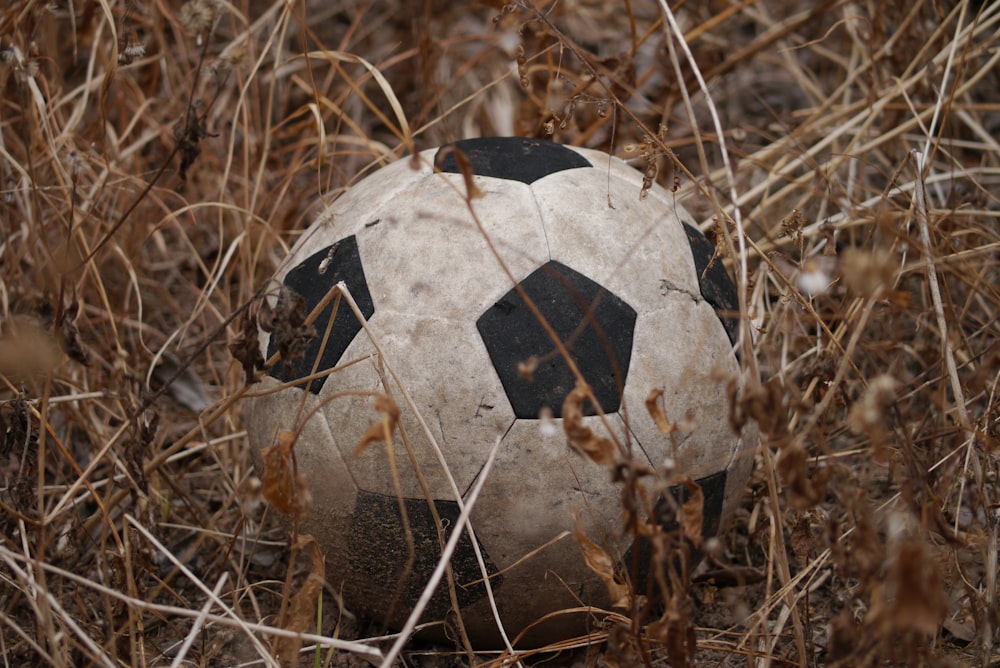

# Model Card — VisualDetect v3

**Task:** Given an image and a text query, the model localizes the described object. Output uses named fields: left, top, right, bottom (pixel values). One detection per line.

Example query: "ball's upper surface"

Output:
left=246, top=137, right=755, bottom=648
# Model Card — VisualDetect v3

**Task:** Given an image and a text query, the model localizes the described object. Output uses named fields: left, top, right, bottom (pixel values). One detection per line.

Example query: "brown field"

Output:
left=1, top=1, right=998, bottom=666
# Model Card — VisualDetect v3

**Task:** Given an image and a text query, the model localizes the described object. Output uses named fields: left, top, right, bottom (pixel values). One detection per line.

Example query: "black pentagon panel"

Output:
left=266, top=235, right=374, bottom=394
left=348, top=491, right=500, bottom=619
left=625, top=469, right=729, bottom=587
left=682, top=223, right=740, bottom=345
left=477, top=261, right=636, bottom=419
left=433, top=137, right=592, bottom=185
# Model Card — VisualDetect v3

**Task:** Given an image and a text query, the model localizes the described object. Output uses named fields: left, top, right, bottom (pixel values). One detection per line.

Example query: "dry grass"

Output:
left=1, top=0, right=998, bottom=666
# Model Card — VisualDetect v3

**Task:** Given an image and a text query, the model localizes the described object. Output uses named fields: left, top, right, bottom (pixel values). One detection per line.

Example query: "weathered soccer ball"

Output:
left=246, top=137, right=755, bottom=648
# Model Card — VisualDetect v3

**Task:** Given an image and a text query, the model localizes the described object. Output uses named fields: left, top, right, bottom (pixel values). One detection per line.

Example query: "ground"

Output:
left=0, top=1, right=998, bottom=666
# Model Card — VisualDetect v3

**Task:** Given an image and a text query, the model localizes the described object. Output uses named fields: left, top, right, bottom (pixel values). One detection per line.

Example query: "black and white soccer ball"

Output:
left=246, top=137, right=755, bottom=648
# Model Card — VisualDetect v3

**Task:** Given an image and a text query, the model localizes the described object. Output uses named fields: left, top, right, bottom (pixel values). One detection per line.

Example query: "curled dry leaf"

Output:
left=274, top=535, right=326, bottom=666
left=34, top=298, right=90, bottom=366
left=173, top=98, right=213, bottom=181
left=601, top=623, right=645, bottom=668
left=259, top=286, right=314, bottom=366
left=353, top=394, right=400, bottom=454
left=261, top=431, right=311, bottom=518
left=645, top=387, right=674, bottom=435
left=573, top=509, right=630, bottom=609
left=229, top=311, right=264, bottom=382
left=56, top=300, right=91, bottom=366
left=726, top=376, right=747, bottom=434
left=562, top=379, right=618, bottom=467
left=886, top=535, right=947, bottom=636
left=776, top=442, right=830, bottom=509
left=734, top=376, right=789, bottom=440
left=677, top=476, right=705, bottom=548
left=646, top=595, right=696, bottom=668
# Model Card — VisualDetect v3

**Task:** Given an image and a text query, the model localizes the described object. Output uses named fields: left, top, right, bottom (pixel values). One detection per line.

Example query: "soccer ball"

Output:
left=245, top=137, right=755, bottom=648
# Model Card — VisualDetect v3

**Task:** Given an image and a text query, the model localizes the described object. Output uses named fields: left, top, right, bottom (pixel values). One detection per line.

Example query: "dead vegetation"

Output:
left=0, top=0, right=998, bottom=666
